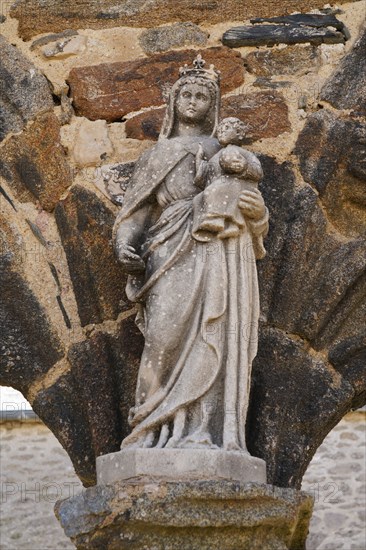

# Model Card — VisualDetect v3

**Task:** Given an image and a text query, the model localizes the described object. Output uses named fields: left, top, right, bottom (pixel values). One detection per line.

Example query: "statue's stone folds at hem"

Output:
left=112, top=54, right=269, bottom=479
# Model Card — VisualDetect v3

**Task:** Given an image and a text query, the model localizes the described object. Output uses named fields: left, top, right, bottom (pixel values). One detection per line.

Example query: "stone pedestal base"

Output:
left=96, top=448, right=267, bottom=484
left=55, top=480, right=313, bottom=550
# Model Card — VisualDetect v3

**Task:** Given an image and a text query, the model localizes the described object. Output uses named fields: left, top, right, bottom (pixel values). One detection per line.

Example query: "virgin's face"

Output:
left=176, top=83, right=212, bottom=123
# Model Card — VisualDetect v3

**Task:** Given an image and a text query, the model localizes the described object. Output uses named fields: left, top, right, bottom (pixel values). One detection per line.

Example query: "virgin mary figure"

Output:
left=113, top=56, right=269, bottom=452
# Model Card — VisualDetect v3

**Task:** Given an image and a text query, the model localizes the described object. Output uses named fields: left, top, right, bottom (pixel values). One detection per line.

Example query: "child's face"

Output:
left=220, top=149, right=247, bottom=174
left=217, top=119, right=244, bottom=146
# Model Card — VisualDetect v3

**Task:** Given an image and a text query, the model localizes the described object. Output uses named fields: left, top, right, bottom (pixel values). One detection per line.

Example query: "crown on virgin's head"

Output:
left=179, top=54, right=221, bottom=84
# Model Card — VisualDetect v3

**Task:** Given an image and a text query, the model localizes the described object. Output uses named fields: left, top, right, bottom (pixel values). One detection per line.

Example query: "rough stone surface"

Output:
left=10, top=0, right=356, bottom=40
left=30, top=29, right=79, bottom=50
left=321, top=29, right=366, bottom=115
left=0, top=36, right=54, bottom=142
left=0, top=269, right=63, bottom=394
left=97, top=449, right=266, bottom=485
left=222, top=24, right=346, bottom=48
left=108, top=314, right=145, bottom=440
left=41, top=35, right=88, bottom=59
left=248, top=326, right=354, bottom=489
left=67, top=333, right=125, bottom=459
left=70, top=314, right=144, bottom=455
left=67, top=47, right=244, bottom=121
left=55, top=480, right=313, bottom=550
left=125, top=107, right=165, bottom=140
left=250, top=13, right=349, bottom=37
left=139, top=22, right=208, bottom=54
left=263, top=185, right=366, bottom=344
left=221, top=92, right=291, bottom=142
left=254, top=156, right=296, bottom=322
left=252, top=78, right=292, bottom=91
left=73, top=119, right=114, bottom=167
left=327, top=328, right=366, bottom=408
left=294, top=109, right=366, bottom=237
left=295, top=109, right=347, bottom=194
left=32, top=316, right=144, bottom=486
left=32, top=372, right=97, bottom=486
left=92, top=162, right=135, bottom=205
left=259, top=154, right=366, bottom=352
left=0, top=112, right=72, bottom=211
left=244, top=45, right=320, bottom=77
left=0, top=217, right=64, bottom=395
left=54, top=185, right=129, bottom=326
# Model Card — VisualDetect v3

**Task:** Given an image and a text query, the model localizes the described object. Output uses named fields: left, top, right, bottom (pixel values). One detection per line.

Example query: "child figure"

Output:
left=193, top=117, right=263, bottom=240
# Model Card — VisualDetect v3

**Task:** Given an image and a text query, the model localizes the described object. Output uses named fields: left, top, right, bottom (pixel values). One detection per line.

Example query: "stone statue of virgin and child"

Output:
left=111, top=55, right=269, bottom=476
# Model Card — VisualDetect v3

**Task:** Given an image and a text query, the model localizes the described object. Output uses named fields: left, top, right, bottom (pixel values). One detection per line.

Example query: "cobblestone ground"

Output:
left=302, top=411, right=366, bottom=550
left=0, top=412, right=365, bottom=549
left=0, top=422, right=79, bottom=549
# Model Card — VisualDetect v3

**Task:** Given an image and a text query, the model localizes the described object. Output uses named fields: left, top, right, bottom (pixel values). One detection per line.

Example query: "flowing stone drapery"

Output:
left=113, top=134, right=268, bottom=452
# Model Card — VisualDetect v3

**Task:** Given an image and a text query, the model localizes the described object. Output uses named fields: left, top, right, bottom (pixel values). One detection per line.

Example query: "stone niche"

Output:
left=0, top=1, right=365, bottom=549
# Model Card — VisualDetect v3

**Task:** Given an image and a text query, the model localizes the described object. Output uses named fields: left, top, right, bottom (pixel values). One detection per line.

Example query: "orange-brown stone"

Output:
left=11, top=0, right=357, bottom=41
left=222, top=92, right=291, bottom=142
left=125, top=108, right=165, bottom=141
left=244, top=45, right=320, bottom=77
left=0, top=112, right=72, bottom=212
left=67, top=47, right=244, bottom=122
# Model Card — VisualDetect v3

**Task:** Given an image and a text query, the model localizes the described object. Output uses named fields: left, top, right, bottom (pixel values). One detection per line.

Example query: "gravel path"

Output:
left=0, top=412, right=365, bottom=549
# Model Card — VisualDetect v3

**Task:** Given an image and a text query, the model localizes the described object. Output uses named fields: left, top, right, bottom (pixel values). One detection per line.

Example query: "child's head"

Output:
left=219, top=145, right=248, bottom=175
left=217, top=117, right=248, bottom=146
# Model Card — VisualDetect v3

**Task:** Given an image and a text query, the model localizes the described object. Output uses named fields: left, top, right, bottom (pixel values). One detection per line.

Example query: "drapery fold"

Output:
left=120, top=193, right=262, bottom=449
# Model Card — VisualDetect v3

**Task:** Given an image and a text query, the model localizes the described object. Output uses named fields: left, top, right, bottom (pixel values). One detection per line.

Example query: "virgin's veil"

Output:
left=159, top=73, right=221, bottom=140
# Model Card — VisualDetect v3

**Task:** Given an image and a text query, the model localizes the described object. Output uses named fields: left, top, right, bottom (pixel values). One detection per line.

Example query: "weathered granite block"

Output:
left=294, top=109, right=366, bottom=237
left=139, top=22, right=208, bottom=54
left=0, top=36, right=54, bottom=141
left=221, top=92, right=291, bottom=142
left=31, top=316, right=144, bottom=487
left=55, top=185, right=129, bottom=326
left=321, top=29, right=366, bottom=115
left=10, top=0, right=356, bottom=40
left=222, top=24, right=346, bottom=48
left=67, top=48, right=244, bottom=121
left=248, top=326, right=355, bottom=488
left=32, top=372, right=97, bottom=486
left=0, top=112, right=72, bottom=211
left=244, top=45, right=320, bottom=77
left=0, top=216, right=64, bottom=395
left=55, top=480, right=313, bottom=550
left=250, top=13, right=349, bottom=36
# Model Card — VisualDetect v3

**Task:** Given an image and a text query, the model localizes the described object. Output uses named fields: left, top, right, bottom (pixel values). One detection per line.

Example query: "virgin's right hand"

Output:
left=116, top=243, right=145, bottom=274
